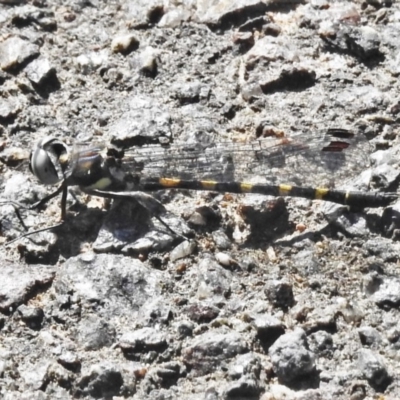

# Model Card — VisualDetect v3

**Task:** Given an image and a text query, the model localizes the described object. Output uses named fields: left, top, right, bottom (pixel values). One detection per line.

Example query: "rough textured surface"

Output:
left=1, top=0, right=400, bottom=399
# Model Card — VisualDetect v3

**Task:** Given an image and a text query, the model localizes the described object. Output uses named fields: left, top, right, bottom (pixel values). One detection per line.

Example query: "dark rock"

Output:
left=265, top=280, right=295, bottom=309
left=261, top=67, right=316, bottom=94
left=0, top=263, right=55, bottom=313
left=253, top=314, right=285, bottom=350
left=11, top=5, right=57, bottom=31
left=119, top=327, right=168, bottom=356
left=182, top=329, right=248, bottom=376
left=76, top=315, right=116, bottom=350
left=190, top=205, right=222, bottom=227
left=357, top=349, right=391, bottom=390
left=262, top=22, right=281, bottom=36
left=269, top=328, right=316, bottom=385
left=155, top=361, right=186, bottom=387
left=239, top=197, right=291, bottom=243
left=366, top=0, right=393, bottom=7
left=357, top=326, right=382, bottom=347
left=175, top=320, right=194, bottom=338
left=80, top=364, right=124, bottom=399
left=223, top=378, right=261, bottom=399
left=183, top=302, right=220, bottom=323
left=17, top=304, right=44, bottom=329
left=57, top=352, right=81, bottom=373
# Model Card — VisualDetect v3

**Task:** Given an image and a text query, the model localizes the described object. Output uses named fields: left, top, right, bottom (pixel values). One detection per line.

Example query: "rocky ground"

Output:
left=1, top=0, right=400, bottom=399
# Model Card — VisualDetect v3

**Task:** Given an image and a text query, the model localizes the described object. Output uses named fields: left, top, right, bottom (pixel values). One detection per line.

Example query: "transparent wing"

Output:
left=69, top=129, right=372, bottom=188
left=121, top=129, right=372, bottom=188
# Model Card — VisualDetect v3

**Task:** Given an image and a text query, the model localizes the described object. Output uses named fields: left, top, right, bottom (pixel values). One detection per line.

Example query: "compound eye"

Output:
left=29, top=137, right=64, bottom=185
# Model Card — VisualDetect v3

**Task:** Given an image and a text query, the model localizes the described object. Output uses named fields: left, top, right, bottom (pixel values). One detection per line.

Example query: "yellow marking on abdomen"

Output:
left=159, top=178, right=181, bottom=187
left=240, top=182, right=254, bottom=192
left=88, top=177, right=112, bottom=190
left=315, top=188, right=329, bottom=200
left=200, top=181, right=217, bottom=190
left=279, top=184, right=292, bottom=196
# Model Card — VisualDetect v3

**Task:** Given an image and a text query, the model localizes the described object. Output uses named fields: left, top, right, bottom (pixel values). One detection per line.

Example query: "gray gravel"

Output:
left=1, top=0, right=400, bottom=399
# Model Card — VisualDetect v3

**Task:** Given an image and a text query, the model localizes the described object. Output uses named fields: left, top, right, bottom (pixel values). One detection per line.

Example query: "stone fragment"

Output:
left=0, top=263, right=55, bottom=312
left=76, top=315, right=116, bottom=350
left=265, top=280, right=295, bottom=309
left=357, top=349, right=391, bottom=389
left=182, top=329, right=248, bottom=376
left=79, top=364, right=123, bottom=398
left=0, top=37, right=39, bottom=71
left=25, top=57, right=56, bottom=85
left=111, top=34, right=139, bottom=54
left=119, top=328, right=168, bottom=355
left=269, top=328, right=316, bottom=384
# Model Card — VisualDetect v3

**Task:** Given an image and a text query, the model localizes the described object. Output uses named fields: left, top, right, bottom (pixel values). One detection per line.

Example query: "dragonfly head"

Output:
left=29, top=137, right=70, bottom=185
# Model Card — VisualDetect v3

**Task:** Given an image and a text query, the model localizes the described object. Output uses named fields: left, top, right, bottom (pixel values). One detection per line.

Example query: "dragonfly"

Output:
left=4, top=128, right=398, bottom=243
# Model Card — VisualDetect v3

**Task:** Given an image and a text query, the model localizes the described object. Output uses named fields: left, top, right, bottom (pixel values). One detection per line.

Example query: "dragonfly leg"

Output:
left=27, top=184, right=66, bottom=212
left=3, top=185, right=68, bottom=244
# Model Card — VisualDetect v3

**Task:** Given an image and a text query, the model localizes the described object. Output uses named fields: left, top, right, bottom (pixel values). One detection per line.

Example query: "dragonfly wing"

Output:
left=121, top=129, right=371, bottom=188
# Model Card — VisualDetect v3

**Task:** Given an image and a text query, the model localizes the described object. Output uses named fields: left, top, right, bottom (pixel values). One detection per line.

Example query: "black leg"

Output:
left=60, top=186, right=68, bottom=220
left=28, top=185, right=65, bottom=211
left=3, top=184, right=67, bottom=244
left=5, top=222, right=65, bottom=245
